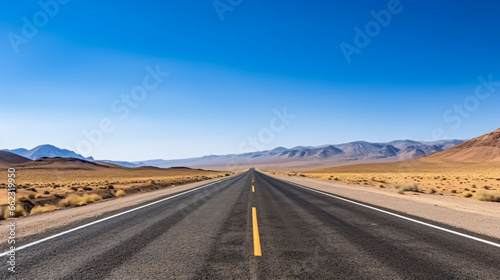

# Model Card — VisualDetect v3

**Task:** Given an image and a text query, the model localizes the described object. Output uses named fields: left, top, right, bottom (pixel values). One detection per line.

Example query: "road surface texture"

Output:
left=2, top=169, right=500, bottom=279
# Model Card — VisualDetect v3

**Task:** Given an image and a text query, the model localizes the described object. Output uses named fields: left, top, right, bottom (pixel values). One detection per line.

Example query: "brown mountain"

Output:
left=16, top=157, right=117, bottom=170
left=427, top=128, right=500, bottom=162
left=0, top=151, right=32, bottom=165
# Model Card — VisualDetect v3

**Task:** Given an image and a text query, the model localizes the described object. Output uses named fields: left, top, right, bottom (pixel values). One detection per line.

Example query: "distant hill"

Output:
left=4, top=145, right=94, bottom=161
left=17, top=157, right=116, bottom=170
left=427, top=128, right=500, bottom=162
left=0, top=151, right=32, bottom=165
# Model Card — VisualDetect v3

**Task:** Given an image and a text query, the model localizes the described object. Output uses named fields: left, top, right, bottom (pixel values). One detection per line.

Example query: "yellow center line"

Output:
left=252, top=207, right=262, bottom=256
left=252, top=185, right=255, bottom=192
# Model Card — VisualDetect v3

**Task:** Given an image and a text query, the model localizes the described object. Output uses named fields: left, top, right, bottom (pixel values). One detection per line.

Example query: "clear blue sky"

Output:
left=1, top=0, right=499, bottom=161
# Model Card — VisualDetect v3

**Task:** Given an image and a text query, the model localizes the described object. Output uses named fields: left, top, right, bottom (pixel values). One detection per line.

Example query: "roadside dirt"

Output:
left=0, top=177, right=226, bottom=240
left=273, top=175, right=500, bottom=239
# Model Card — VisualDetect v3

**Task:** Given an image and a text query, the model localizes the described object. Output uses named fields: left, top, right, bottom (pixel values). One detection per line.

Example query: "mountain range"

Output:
left=4, top=139, right=464, bottom=170
left=2, top=145, right=94, bottom=161
left=120, top=139, right=463, bottom=170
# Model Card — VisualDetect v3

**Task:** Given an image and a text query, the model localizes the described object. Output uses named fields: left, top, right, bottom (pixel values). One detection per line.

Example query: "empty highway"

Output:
left=2, top=169, right=500, bottom=279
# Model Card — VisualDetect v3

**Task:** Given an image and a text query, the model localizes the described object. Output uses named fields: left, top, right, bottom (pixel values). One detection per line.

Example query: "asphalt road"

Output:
left=2, top=169, right=500, bottom=279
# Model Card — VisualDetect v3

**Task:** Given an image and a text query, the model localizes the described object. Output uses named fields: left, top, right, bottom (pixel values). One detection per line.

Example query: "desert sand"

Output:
left=0, top=157, right=231, bottom=217
left=271, top=174, right=500, bottom=239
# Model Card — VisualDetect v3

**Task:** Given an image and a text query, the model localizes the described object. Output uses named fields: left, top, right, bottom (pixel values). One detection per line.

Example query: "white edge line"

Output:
left=270, top=175, right=500, bottom=249
left=0, top=175, right=239, bottom=257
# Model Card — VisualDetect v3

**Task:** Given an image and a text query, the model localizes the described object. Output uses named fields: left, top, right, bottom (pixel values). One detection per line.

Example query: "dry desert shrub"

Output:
left=31, top=204, right=58, bottom=215
left=397, top=183, right=419, bottom=194
left=114, top=189, right=126, bottom=197
left=3, top=204, right=26, bottom=219
left=477, top=191, right=500, bottom=202
left=59, top=193, right=102, bottom=207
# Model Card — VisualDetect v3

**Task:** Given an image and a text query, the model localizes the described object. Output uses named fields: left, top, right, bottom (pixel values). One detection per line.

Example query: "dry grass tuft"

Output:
left=397, top=184, right=419, bottom=194
left=31, top=204, right=58, bottom=215
left=59, top=193, right=102, bottom=207
left=115, top=189, right=126, bottom=197
left=477, top=191, right=500, bottom=202
left=3, top=204, right=26, bottom=219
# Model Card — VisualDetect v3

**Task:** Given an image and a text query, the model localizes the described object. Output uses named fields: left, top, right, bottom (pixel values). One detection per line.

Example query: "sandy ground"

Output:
left=272, top=175, right=500, bottom=239
left=278, top=160, right=500, bottom=200
left=0, top=177, right=227, bottom=240
left=0, top=164, right=226, bottom=204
